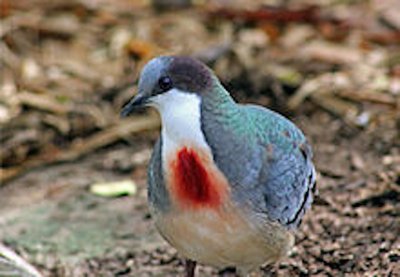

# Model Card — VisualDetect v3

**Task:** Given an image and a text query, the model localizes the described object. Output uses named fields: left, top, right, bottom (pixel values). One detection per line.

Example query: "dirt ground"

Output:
left=2, top=102, right=400, bottom=277
left=1, top=0, right=400, bottom=276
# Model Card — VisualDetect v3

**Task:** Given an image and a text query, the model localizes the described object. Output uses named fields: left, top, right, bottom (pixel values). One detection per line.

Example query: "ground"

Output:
left=0, top=0, right=399, bottom=276
left=1, top=104, right=399, bottom=276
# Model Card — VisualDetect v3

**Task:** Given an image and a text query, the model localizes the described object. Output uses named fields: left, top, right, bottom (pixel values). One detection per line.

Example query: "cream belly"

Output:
left=154, top=206, right=294, bottom=271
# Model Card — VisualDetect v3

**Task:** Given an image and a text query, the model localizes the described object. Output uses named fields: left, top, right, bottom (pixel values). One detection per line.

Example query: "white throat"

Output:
left=151, top=89, right=210, bottom=154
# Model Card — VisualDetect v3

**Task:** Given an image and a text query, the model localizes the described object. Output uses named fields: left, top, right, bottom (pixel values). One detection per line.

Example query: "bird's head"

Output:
left=121, top=56, right=217, bottom=117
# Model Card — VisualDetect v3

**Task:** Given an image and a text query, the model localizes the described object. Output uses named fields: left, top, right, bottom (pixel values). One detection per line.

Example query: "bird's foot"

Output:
left=218, top=267, right=238, bottom=276
left=184, top=259, right=196, bottom=277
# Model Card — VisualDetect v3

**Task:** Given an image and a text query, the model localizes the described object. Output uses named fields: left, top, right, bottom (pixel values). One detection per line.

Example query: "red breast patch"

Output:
left=169, top=147, right=228, bottom=209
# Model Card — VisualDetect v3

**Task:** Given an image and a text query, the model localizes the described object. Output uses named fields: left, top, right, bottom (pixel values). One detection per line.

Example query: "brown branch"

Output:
left=208, top=6, right=320, bottom=24
left=0, top=115, right=160, bottom=185
left=336, top=90, right=398, bottom=107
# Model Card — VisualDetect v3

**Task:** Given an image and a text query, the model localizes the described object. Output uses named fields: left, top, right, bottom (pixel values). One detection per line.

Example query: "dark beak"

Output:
left=120, top=94, right=148, bottom=117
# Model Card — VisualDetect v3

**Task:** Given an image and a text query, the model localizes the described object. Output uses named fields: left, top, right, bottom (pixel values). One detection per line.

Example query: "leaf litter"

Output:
left=0, top=0, right=399, bottom=276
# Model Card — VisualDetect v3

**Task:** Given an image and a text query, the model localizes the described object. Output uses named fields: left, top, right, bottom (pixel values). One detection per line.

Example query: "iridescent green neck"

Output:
left=201, top=77, right=239, bottom=119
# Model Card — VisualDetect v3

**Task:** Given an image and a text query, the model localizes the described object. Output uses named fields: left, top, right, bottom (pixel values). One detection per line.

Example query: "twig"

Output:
left=0, top=12, right=42, bottom=38
left=0, top=115, right=160, bottom=184
left=0, top=41, right=21, bottom=70
left=352, top=190, right=400, bottom=208
left=0, top=243, right=42, bottom=277
left=300, top=41, right=362, bottom=65
left=310, top=93, right=358, bottom=123
left=18, top=91, right=71, bottom=115
left=209, top=6, right=319, bottom=23
left=365, top=31, right=400, bottom=45
left=336, top=90, right=398, bottom=107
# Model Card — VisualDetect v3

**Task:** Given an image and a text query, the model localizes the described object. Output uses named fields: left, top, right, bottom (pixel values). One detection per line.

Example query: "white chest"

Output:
left=151, top=89, right=211, bottom=160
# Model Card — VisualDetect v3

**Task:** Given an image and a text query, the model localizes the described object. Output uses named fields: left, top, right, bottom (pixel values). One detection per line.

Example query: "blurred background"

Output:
left=0, top=0, right=399, bottom=276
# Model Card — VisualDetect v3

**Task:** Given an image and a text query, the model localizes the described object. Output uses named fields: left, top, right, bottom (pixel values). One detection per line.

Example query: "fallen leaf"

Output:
left=90, top=180, right=137, bottom=197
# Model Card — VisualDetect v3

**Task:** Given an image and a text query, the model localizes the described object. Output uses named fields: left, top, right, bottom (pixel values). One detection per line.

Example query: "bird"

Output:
left=121, top=56, right=316, bottom=277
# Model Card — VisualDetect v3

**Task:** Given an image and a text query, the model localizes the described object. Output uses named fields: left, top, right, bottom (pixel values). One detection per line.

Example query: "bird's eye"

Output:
left=158, top=76, right=173, bottom=92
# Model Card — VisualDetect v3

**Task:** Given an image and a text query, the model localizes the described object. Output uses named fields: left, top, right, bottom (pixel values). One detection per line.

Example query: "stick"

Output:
left=0, top=115, right=160, bottom=184
left=0, top=243, right=42, bottom=277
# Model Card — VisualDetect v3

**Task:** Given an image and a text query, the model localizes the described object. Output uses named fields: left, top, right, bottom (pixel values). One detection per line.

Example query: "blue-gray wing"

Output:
left=200, top=103, right=316, bottom=229
left=248, top=106, right=316, bottom=229
left=257, top=139, right=316, bottom=229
